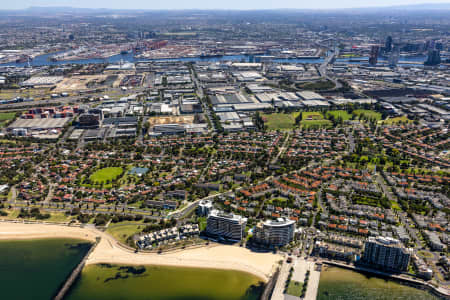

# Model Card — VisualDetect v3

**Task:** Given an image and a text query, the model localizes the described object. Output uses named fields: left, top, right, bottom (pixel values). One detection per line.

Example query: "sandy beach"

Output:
left=0, top=221, right=98, bottom=242
left=0, top=221, right=281, bottom=281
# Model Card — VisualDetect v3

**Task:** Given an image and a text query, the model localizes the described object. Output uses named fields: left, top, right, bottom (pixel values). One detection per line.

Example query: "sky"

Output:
left=2, top=0, right=450, bottom=10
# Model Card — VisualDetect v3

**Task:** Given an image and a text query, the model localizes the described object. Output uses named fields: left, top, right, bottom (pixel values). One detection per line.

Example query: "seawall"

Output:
left=53, top=237, right=100, bottom=300
left=322, top=260, right=450, bottom=300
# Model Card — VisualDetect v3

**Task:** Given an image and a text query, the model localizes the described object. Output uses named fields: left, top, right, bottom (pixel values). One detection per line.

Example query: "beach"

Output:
left=0, top=221, right=281, bottom=281
left=0, top=221, right=98, bottom=242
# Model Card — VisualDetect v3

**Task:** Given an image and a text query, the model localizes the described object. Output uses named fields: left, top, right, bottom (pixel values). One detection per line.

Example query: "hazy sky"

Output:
left=3, top=0, right=450, bottom=10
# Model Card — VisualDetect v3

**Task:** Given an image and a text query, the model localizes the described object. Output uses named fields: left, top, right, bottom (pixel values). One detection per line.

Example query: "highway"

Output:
left=318, top=47, right=342, bottom=89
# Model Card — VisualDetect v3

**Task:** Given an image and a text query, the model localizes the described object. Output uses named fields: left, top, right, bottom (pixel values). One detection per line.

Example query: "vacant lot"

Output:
left=296, top=80, right=335, bottom=91
left=148, top=115, right=193, bottom=126
left=54, top=75, right=123, bottom=93
left=90, top=167, right=124, bottom=184
left=261, top=112, right=300, bottom=131
left=0, top=88, right=52, bottom=100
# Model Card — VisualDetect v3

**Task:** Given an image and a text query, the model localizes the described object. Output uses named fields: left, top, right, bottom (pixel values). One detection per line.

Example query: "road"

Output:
left=43, top=183, right=55, bottom=204
left=304, top=260, right=321, bottom=300
left=375, top=173, right=397, bottom=203
left=7, top=185, right=17, bottom=205
left=271, top=133, right=290, bottom=164
left=318, top=47, right=342, bottom=89
left=347, top=127, right=355, bottom=153
left=375, top=173, right=424, bottom=248
left=190, top=66, right=215, bottom=133
left=199, top=152, right=216, bottom=181
left=9, top=200, right=163, bottom=220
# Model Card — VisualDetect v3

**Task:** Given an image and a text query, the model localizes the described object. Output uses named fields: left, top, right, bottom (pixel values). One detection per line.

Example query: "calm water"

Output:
left=317, top=266, right=438, bottom=300
left=0, top=52, right=324, bottom=67
left=66, top=264, right=264, bottom=300
left=0, top=238, right=92, bottom=300
left=1, top=51, right=427, bottom=68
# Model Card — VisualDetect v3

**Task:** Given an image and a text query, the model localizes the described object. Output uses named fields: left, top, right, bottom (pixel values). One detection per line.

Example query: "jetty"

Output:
left=53, top=237, right=100, bottom=300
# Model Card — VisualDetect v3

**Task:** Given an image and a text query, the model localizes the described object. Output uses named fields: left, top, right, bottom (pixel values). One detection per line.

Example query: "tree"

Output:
left=295, top=112, right=303, bottom=125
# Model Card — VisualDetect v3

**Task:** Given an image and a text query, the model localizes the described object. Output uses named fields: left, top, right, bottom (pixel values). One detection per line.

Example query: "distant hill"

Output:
left=0, top=3, right=449, bottom=14
left=387, top=2, right=450, bottom=10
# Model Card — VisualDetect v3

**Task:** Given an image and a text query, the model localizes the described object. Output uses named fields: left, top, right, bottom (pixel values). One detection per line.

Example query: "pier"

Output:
left=270, top=258, right=321, bottom=300
left=261, top=266, right=280, bottom=300
left=53, top=237, right=100, bottom=300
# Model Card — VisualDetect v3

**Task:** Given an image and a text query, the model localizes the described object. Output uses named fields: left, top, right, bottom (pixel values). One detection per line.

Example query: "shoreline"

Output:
left=0, top=221, right=281, bottom=281
left=321, top=260, right=450, bottom=300
left=0, top=222, right=98, bottom=242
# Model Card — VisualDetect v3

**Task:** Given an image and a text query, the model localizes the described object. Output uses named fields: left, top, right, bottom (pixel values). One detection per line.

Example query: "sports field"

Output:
left=90, top=167, right=124, bottom=184
left=261, top=112, right=300, bottom=130
left=300, top=111, right=332, bottom=128
left=383, top=116, right=412, bottom=124
left=326, top=110, right=352, bottom=121
left=353, top=109, right=382, bottom=121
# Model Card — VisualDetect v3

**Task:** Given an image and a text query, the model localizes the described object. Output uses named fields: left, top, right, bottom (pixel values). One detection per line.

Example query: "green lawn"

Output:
left=391, top=201, right=401, bottom=211
left=90, top=167, right=124, bottom=184
left=267, top=197, right=288, bottom=204
left=286, top=280, right=303, bottom=297
left=2, top=209, right=20, bottom=220
left=300, top=111, right=332, bottom=128
left=418, top=250, right=434, bottom=259
left=326, top=110, right=352, bottom=121
left=353, top=109, right=382, bottom=121
left=261, top=111, right=336, bottom=130
left=45, top=212, right=76, bottom=223
left=352, top=194, right=390, bottom=208
left=106, top=224, right=142, bottom=245
left=261, top=112, right=300, bottom=131
left=383, top=116, right=412, bottom=125
left=198, top=217, right=207, bottom=231
left=0, top=112, right=16, bottom=121
left=0, top=209, right=74, bottom=223
left=0, top=112, right=16, bottom=127
left=302, top=111, right=323, bottom=119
